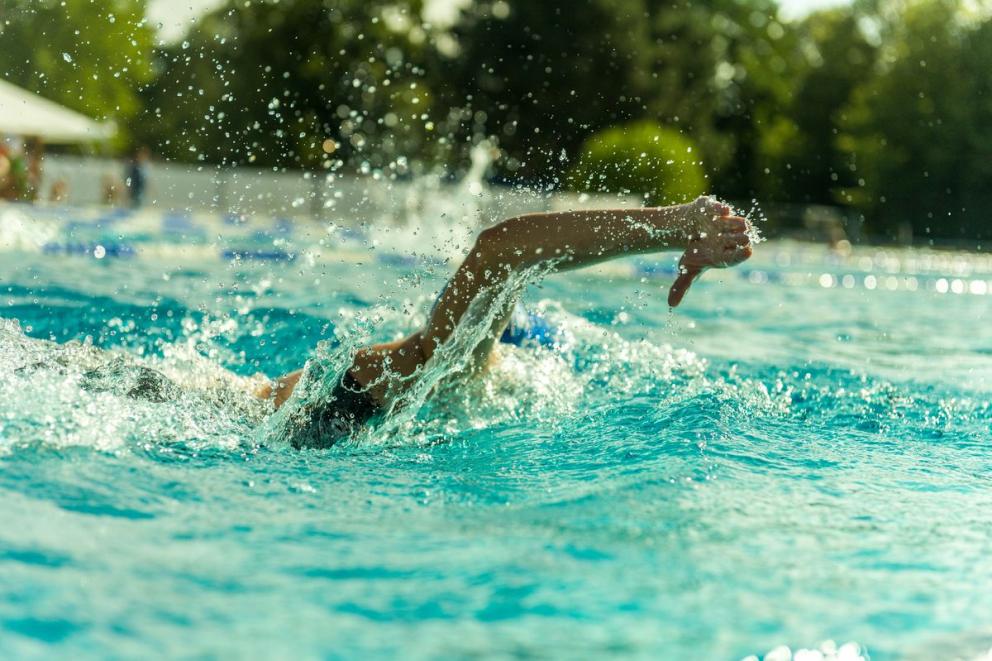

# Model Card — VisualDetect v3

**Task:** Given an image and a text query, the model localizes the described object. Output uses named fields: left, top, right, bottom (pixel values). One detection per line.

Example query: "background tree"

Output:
left=5, top=0, right=986, bottom=242
left=838, top=0, right=991, bottom=240
left=643, top=0, right=800, bottom=203
left=438, top=0, right=655, bottom=183
left=0, top=0, right=155, bottom=150
left=441, top=0, right=806, bottom=204
left=750, top=7, right=877, bottom=205
left=137, top=0, right=437, bottom=174
left=567, top=121, right=706, bottom=204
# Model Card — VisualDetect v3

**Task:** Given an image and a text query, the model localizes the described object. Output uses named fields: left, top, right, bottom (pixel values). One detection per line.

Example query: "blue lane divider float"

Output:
left=99, top=208, right=134, bottom=223
left=42, top=241, right=136, bottom=258
left=162, top=212, right=205, bottom=237
left=249, top=219, right=293, bottom=242
left=221, top=249, right=297, bottom=262
left=634, top=262, right=678, bottom=278
left=376, top=253, right=419, bottom=268
left=337, top=226, right=368, bottom=242
left=19, top=205, right=992, bottom=296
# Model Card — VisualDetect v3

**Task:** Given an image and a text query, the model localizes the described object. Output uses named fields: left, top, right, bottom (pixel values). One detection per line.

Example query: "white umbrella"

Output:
left=0, top=78, right=115, bottom=143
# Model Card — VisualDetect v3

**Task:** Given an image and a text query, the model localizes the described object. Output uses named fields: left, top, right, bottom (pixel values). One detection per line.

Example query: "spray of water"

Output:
left=0, top=316, right=269, bottom=455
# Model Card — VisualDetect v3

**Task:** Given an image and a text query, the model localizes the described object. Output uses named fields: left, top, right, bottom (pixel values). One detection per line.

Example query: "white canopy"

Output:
left=0, top=78, right=115, bottom=143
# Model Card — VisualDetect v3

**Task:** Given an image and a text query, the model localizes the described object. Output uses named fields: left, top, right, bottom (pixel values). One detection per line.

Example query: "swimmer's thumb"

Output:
left=667, top=267, right=701, bottom=307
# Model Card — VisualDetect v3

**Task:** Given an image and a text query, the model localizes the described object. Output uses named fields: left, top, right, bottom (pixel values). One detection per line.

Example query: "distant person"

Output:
left=125, top=146, right=151, bottom=207
left=48, top=179, right=69, bottom=204
left=101, top=173, right=123, bottom=206
left=23, top=136, right=44, bottom=201
left=0, top=138, right=30, bottom=201
left=256, top=196, right=754, bottom=448
left=0, top=143, right=12, bottom=200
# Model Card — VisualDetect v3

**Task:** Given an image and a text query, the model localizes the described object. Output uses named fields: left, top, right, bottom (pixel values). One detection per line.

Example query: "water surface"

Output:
left=1, top=203, right=991, bottom=659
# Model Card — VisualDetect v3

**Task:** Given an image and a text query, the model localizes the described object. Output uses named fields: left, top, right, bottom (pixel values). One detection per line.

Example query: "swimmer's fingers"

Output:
left=687, top=197, right=733, bottom=237
left=668, top=264, right=702, bottom=307
left=670, top=229, right=752, bottom=306
left=708, top=199, right=732, bottom=218
left=694, top=212, right=746, bottom=241
left=718, top=233, right=753, bottom=266
left=693, top=195, right=731, bottom=218
left=720, top=216, right=748, bottom=233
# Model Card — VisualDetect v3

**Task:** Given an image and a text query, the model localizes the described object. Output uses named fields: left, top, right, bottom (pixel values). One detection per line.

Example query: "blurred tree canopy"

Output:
left=0, top=0, right=155, bottom=151
left=838, top=0, right=992, bottom=241
left=139, top=0, right=436, bottom=173
left=752, top=7, right=876, bottom=206
left=567, top=121, right=705, bottom=204
left=2, top=0, right=990, bottom=242
left=436, top=0, right=655, bottom=183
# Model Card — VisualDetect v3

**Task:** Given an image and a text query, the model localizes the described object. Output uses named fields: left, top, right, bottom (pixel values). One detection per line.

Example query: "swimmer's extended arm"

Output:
left=419, top=195, right=751, bottom=353
left=268, top=196, right=752, bottom=408
left=346, top=197, right=751, bottom=400
left=256, top=369, right=303, bottom=409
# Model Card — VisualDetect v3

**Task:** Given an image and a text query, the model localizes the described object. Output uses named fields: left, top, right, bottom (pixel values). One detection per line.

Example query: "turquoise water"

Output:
left=1, top=202, right=992, bottom=660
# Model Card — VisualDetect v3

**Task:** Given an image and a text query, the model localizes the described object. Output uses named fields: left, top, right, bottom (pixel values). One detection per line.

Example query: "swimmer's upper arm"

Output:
left=263, top=332, right=430, bottom=410
left=350, top=332, right=429, bottom=402
left=265, top=369, right=303, bottom=409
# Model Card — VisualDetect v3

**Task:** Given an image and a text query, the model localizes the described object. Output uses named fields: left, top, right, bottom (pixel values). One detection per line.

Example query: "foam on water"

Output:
left=3, top=200, right=992, bottom=659
left=0, top=317, right=268, bottom=454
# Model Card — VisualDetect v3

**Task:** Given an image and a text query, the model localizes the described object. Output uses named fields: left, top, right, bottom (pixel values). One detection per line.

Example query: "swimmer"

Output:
left=257, top=196, right=753, bottom=447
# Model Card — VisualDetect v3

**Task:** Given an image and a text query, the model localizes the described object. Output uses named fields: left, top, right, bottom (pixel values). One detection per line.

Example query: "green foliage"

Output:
left=138, top=0, right=437, bottom=172
left=644, top=0, right=802, bottom=199
left=838, top=0, right=992, bottom=240
left=0, top=0, right=155, bottom=150
left=567, top=121, right=706, bottom=204
left=752, top=8, right=878, bottom=204
left=439, top=0, right=655, bottom=181
left=2, top=0, right=991, bottom=241
left=441, top=0, right=803, bottom=199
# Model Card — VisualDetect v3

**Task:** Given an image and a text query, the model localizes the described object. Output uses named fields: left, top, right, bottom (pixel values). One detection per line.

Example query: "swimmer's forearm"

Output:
left=259, top=369, right=303, bottom=409
left=421, top=198, right=729, bottom=357
left=480, top=203, right=700, bottom=271
left=342, top=197, right=735, bottom=391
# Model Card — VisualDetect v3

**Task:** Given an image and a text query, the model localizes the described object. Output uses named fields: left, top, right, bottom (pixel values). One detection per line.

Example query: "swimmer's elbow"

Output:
left=474, top=218, right=532, bottom=270
left=254, top=381, right=273, bottom=401
left=474, top=224, right=505, bottom=259
left=267, top=370, right=303, bottom=409
left=415, top=330, right=437, bottom=363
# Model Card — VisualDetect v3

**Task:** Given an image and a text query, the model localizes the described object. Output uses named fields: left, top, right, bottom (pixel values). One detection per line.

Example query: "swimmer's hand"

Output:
left=668, top=200, right=752, bottom=307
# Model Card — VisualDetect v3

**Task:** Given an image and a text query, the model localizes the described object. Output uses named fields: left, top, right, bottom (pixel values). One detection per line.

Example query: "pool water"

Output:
left=1, top=201, right=991, bottom=660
